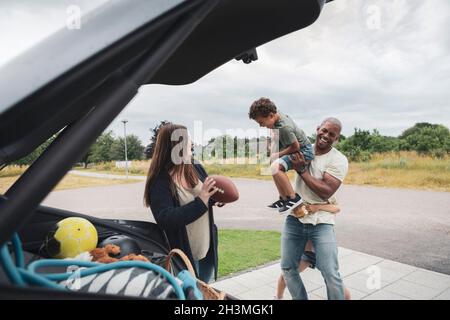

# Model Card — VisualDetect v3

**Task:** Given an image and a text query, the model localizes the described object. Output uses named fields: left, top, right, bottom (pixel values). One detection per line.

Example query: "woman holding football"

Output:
left=144, top=123, right=223, bottom=283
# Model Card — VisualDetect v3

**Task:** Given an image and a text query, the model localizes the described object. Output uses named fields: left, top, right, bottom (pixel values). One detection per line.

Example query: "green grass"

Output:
left=357, top=152, right=450, bottom=172
left=0, top=174, right=140, bottom=194
left=205, top=164, right=268, bottom=179
left=73, top=163, right=148, bottom=176
left=345, top=152, right=450, bottom=191
left=218, top=229, right=281, bottom=278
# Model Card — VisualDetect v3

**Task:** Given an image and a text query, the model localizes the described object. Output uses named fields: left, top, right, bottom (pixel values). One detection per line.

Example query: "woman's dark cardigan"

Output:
left=148, top=163, right=218, bottom=280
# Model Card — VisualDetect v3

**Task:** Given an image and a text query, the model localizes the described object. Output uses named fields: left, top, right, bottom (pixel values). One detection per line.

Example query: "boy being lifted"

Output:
left=249, top=97, right=313, bottom=213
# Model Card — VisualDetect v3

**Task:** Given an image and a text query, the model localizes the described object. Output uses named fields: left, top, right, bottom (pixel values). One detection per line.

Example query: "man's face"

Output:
left=255, top=113, right=276, bottom=129
left=316, top=121, right=340, bottom=150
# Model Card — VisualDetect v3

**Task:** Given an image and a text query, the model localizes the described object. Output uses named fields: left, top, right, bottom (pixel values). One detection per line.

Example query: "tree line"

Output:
left=79, top=131, right=145, bottom=168
left=335, top=122, right=450, bottom=161
left=197, top=122, right=450, bottom=162
left=13, top=131, right=145, bottom=167
left=11, top=122, right=449, bottom=166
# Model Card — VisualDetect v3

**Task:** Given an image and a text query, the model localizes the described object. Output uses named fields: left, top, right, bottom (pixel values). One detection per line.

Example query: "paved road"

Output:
left=43, top=178, right=450, bottom=275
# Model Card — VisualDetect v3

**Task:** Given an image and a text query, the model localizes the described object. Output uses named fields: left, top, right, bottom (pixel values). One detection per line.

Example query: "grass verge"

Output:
left=218, top=229, right=281, bottom=278
left=345, top=152, right=450, bottom=192
left=0, top=174, right=140, bottom=194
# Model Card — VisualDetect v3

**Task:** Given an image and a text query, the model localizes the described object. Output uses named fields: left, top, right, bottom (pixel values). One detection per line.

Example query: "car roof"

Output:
left=0, top=0, right=330, bottom=166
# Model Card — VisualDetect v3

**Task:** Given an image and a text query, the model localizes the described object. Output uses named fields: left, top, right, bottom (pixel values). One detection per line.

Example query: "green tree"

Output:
left=399, top=122, right=436, bottom=140
left=244, top=137, right=250, bottom=158
left=145, top=121, right=170, bottom=159
left=89, top=131, right=115, bottom=163
left=336, top=128, right=372, bottom=161
left=368, top=129, right=400, bottom=153
left=401, top=124, right=450, bottom=157
left=78, top=145, right=95, bottom=168
left=336, top=128, right=399, bottom=161
left=110, top=134, right=145, bottom=161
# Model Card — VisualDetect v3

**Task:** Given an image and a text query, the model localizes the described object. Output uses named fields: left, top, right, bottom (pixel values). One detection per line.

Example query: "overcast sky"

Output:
left=1, top=0, right=449, bottom=145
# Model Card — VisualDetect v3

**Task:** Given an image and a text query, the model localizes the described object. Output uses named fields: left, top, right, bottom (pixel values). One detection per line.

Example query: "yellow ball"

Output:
left=45, top=217, right=98, bottom=259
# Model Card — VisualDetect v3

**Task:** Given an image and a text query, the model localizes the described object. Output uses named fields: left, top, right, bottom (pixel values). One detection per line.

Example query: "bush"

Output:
left=400, top=124, right=450, bottom=156
left=430, top=148, right=447, bottom=159
left=336, top=129, right=396, bottom=161
left=343, top=146, right=372, bottom=162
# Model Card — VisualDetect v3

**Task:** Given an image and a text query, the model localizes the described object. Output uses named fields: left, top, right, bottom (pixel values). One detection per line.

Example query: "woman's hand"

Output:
left=305, top=204, right=317, bottom=214
left=199, top=177, right=219, bottom=206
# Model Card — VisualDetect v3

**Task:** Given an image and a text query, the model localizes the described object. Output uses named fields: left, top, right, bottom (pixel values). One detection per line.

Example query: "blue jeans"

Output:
left=281, top=215, right=344, bottom=300
left=279, top=144, right=314, bottom=171
left=193, top=250, right=215, bottom=284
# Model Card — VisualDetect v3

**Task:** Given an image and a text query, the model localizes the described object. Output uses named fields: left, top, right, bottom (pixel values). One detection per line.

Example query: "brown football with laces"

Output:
left=208, top=175, right=239, bottom=204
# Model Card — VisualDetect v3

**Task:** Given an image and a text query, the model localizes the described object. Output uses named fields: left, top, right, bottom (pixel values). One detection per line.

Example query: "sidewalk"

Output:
left=212, top=247, right=450, bottom=300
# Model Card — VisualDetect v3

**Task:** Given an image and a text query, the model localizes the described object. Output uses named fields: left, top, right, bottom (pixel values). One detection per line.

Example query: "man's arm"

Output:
left=271, top=140, right=300, bottom=162
left=279, top=140, right=300, bottom=157
left=290, top=152, right=341, bottom=201
left=299, top=170, right=341, bottom=200
left=307, top=203, right=340, bottom=214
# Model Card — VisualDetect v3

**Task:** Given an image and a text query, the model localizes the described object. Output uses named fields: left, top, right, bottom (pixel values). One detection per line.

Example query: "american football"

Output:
left=209, top=175, right=239, bottom=203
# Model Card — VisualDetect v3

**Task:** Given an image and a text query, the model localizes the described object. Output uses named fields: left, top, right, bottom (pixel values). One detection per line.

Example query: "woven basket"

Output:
left=165, top=248, right=226, bottom=300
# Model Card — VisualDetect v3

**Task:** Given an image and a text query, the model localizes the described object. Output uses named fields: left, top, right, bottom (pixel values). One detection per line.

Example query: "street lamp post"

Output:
left=122, top=120, right=128, bottom=179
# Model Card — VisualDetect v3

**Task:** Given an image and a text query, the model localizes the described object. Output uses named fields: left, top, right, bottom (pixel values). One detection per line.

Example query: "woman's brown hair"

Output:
left=144, top=123, right=199, bottom=207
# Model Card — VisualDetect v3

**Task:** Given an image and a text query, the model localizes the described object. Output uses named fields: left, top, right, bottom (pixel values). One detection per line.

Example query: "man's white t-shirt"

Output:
left=293, top=146, right=349, bottom=225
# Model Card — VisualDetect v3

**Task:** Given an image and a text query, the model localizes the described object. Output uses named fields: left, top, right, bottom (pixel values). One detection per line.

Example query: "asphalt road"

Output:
left=43, top=178, right=450, bottom=275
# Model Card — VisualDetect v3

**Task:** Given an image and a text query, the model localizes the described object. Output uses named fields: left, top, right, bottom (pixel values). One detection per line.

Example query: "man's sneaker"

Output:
left=267, top=198, right=285, bottom=210
left=278, top=194, right=303, bottom=214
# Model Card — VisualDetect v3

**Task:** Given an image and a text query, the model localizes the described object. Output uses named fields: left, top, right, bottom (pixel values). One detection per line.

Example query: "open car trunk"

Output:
left=0, top=0, right=332, bottom=299
left=0, top=200, right=188, bottom=299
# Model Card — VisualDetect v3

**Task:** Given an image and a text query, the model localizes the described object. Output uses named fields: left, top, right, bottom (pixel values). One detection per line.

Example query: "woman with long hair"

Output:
left=144, top=123, right=222, bottom=283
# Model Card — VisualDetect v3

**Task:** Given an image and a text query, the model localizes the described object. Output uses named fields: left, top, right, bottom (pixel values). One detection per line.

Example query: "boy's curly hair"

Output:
left=248, top=97, right=277, bottom=119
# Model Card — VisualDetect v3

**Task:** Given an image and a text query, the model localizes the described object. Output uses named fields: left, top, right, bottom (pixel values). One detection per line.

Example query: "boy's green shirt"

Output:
left=271, top=111, right=311, bottom=153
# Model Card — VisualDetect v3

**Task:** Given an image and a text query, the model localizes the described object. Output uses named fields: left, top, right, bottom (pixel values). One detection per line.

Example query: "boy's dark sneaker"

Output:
left=278, top=193, right=303, bottom=213
left=268, top=197, right=285, bottom=210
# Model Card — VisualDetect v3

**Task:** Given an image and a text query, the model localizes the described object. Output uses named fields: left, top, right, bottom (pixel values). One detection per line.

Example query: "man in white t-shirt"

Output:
left=280, top=117, right=348, bottom=300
